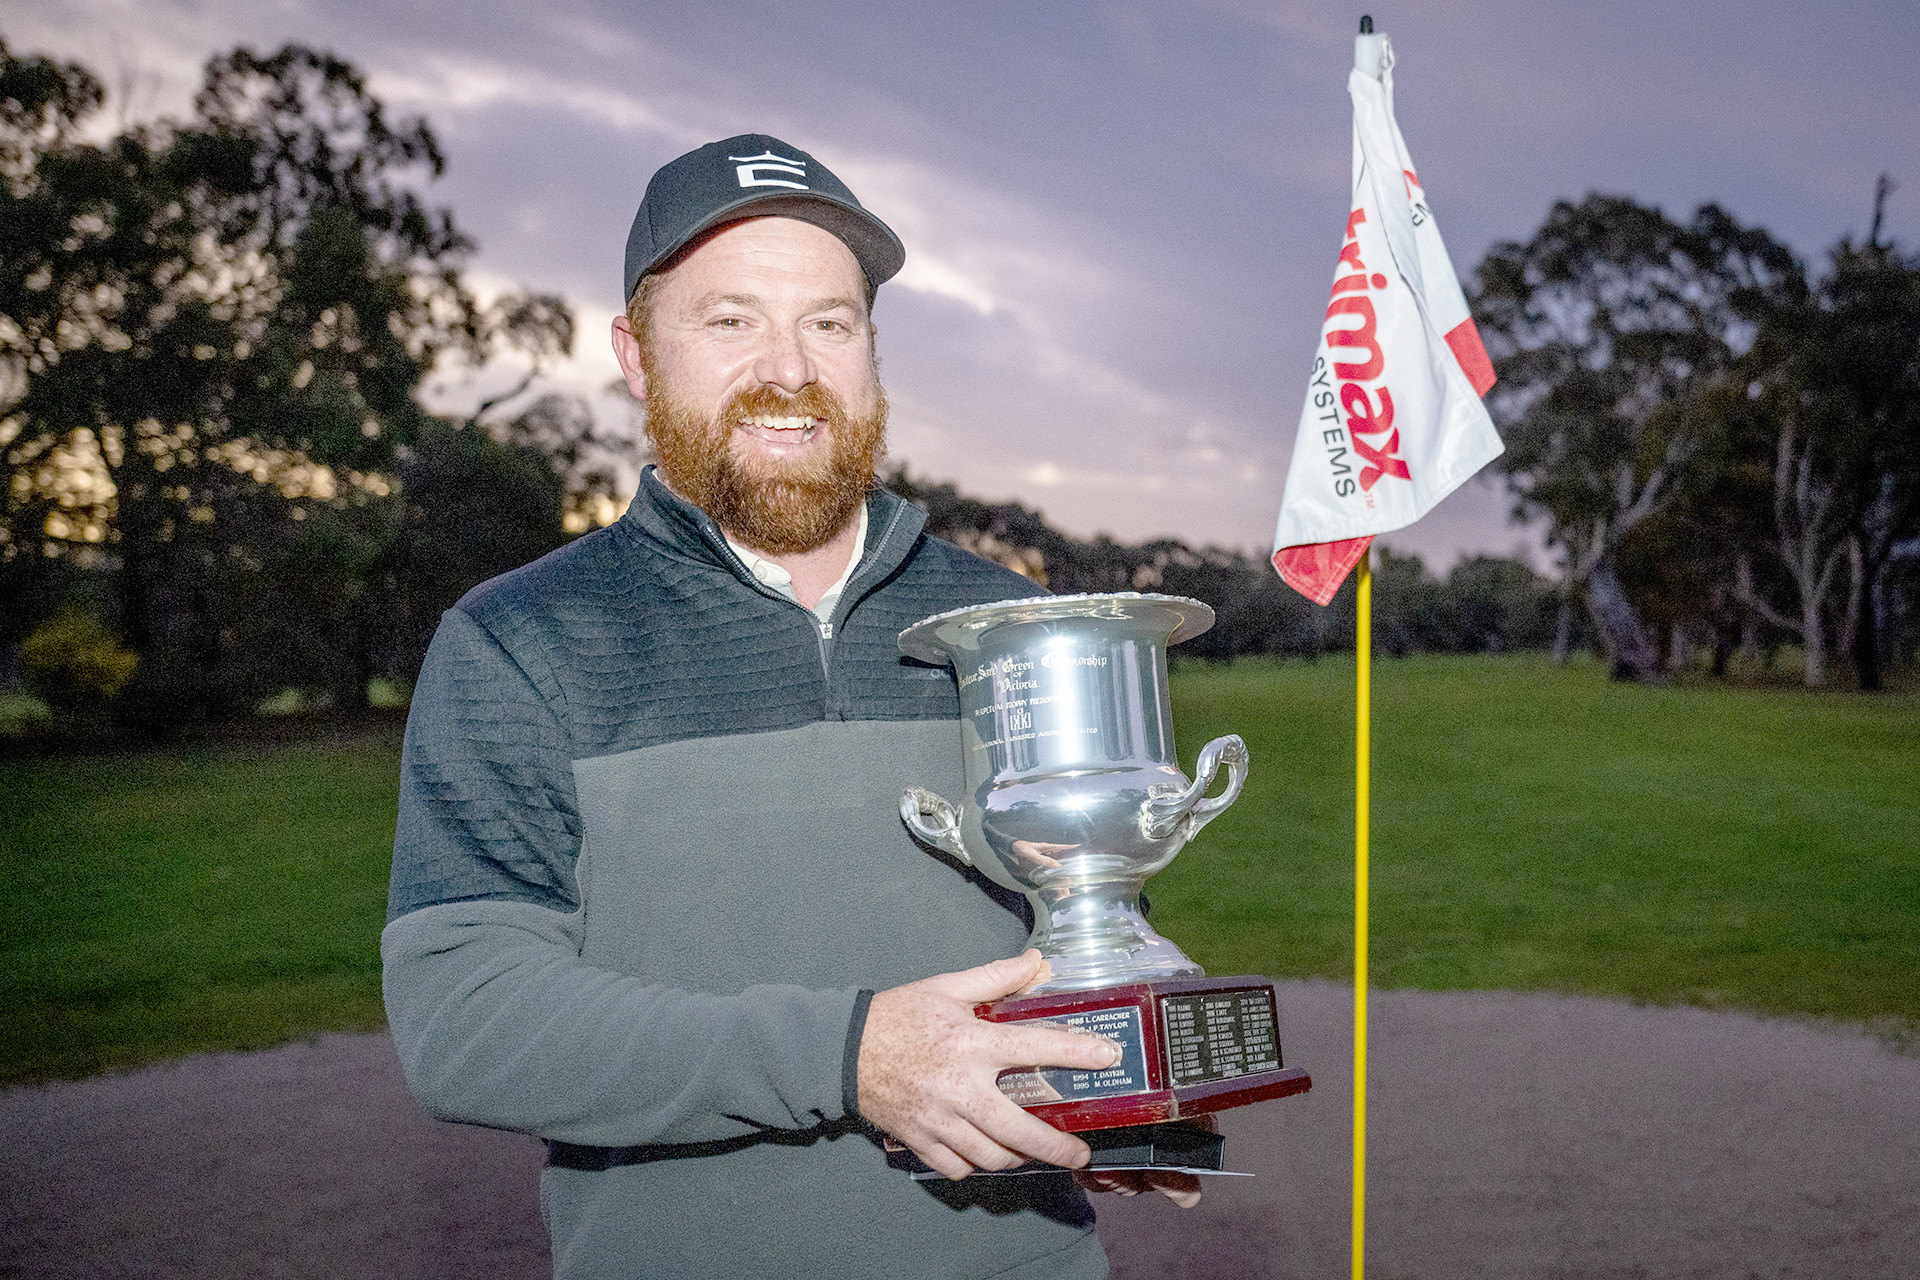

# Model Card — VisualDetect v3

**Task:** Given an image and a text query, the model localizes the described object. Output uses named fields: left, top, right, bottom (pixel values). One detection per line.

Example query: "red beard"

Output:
left=642, top=369, right=888, bottom=556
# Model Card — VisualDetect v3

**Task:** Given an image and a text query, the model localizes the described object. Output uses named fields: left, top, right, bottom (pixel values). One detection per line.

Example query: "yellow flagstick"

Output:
left=1352, top=546, right=1372, bottom=1280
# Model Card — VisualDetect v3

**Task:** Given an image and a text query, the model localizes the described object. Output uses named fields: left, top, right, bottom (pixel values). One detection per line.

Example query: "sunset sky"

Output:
left=10, top=0, right=1918, bottom=571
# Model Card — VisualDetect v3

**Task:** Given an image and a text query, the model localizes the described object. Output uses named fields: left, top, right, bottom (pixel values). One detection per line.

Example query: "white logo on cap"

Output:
left=729, top=151, right=809, bottom=191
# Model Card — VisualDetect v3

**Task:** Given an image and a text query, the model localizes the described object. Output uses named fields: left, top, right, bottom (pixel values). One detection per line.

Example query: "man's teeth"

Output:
left=742, top=415, right=817, bottom=438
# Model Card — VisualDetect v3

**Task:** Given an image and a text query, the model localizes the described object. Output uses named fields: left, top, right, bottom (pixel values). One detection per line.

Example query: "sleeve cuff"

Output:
left=842, top=988, right=876, bottom=1120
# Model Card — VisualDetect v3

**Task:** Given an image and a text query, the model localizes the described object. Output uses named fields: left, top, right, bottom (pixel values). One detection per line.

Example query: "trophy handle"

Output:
left=1141, top=734, right=1249, bottom=841
left=901, top=786, right=971, bottom=864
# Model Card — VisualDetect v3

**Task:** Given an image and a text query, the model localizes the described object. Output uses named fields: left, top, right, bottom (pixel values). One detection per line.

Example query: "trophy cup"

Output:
left=894, top=592, right=1309, bottom=1171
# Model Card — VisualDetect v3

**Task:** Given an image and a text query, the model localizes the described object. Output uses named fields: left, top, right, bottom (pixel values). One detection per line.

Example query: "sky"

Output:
left=7, top=0, right=1919, bottom=572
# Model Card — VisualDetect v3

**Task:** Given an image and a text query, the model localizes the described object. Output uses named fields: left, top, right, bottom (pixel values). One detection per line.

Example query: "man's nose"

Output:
left=751, top=325, right=816, bottom=394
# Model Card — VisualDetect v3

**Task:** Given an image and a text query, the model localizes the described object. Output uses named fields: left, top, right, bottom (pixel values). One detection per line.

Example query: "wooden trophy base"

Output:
left=979, top=975, right=1311, bottom=1130
left=884, top=975, right=1309, bottom=1178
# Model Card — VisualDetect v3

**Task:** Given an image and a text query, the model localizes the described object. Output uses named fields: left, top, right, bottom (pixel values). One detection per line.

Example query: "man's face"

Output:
left=612, top=217, right=887, bottom=555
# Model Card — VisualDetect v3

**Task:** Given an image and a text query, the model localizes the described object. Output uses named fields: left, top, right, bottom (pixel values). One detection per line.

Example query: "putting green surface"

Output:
left=2, top=658, right=1914, bottom=1085
left=1, top=729, right=401, bottom=1085
left=1156, top=655, right=1920, bottom=1032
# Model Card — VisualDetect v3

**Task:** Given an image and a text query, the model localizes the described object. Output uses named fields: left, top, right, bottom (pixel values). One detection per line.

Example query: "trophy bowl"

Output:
left=897, top=592, right=1248, bottom=994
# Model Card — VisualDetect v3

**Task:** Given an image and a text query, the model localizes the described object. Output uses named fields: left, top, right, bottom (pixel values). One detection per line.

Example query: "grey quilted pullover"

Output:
left=381, top=468, right=1108, bottom=1280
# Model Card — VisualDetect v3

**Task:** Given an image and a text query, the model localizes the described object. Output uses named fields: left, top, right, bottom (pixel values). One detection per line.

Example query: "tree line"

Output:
left=886, top=470, right=1564, bottom=664
left=3, top=36, right=1912, bottom=738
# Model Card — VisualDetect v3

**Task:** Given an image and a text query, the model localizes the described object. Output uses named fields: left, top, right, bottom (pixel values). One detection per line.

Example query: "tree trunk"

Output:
left=1800, top=588, right=1827, bottom=688
left=1551, top=597, right=1573, bottom=664
left=1855, top=562, right=1885, bottom=692
left=335, top=610, right=373, bottom=712
left=1836, top=537, right=1863, bottom=668
left=1759, top=424, right=1850, bottom=689
left=1850, top=487, right=1896, bottom=693
left=1669, top=622, right=1692, bottom=674
left=1585, top=564, right=1663, bottom=682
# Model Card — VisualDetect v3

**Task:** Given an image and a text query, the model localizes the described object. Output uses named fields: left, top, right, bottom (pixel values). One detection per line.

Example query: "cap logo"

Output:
left=728, top=151, right=809, bottom=191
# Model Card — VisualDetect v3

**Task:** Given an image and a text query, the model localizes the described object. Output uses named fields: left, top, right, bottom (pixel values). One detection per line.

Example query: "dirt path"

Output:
left=1098, top=982, right=1920, bottom=1279
left=4, top=982, right=1916, bottom=1279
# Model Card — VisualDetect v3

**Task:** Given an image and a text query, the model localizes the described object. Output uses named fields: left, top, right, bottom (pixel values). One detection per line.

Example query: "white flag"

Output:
left=1270, top=31, right=1503, bottom=606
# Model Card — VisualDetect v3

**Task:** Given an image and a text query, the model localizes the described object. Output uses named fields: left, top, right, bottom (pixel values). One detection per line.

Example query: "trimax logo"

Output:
left=729, top=151, right=809, bottom=191
left=1402, top=168, right=1430, bottom=228
left=1324, top=208, right=1410, bottom=492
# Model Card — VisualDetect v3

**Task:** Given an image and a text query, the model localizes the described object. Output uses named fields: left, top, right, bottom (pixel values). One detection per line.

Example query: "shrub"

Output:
left=20, top=612, right=139, bottom=719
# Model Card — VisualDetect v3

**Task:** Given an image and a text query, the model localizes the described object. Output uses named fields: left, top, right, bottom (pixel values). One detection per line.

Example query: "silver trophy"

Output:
left=898, top=592, right=1249, bottom=994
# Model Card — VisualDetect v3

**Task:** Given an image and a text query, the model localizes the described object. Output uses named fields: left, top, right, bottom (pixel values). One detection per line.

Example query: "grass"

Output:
left=0, top=725, right=403, bottom=1085
left=1155, top=654, right=1920, bottom=1035
left=1, top=656, right=1915, bottom=1086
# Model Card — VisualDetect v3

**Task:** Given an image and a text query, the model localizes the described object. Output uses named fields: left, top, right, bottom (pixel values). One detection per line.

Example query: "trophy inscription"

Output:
left=896, top=592, right=1310, bottom=1160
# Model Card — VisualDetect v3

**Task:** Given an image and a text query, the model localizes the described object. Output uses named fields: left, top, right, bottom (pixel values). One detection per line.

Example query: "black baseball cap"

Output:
left=623, top=134, right=906, bottom=304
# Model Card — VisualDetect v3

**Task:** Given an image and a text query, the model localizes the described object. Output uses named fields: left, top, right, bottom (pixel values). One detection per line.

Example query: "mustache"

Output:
left=722, top=382, right=846, bottom=422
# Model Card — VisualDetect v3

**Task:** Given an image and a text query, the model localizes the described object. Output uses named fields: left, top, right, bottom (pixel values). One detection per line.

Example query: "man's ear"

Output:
left=611, top=316, right=648, bottom=401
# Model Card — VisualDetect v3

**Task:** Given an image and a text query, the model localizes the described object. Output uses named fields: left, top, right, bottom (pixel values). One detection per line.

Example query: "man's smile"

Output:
left=738, top=414, right=822, bottom=443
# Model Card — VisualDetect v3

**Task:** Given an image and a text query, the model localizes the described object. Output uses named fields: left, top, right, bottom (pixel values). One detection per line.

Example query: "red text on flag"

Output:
left=1321, top=210, right=1411, bottom=492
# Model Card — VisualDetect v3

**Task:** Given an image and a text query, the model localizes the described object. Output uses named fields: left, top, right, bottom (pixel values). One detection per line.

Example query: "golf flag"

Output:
left=1270, top=29, right=1502, bottom=606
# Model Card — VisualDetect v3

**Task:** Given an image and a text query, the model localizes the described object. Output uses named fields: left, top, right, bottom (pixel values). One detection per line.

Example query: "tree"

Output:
left=0, top=39, right=113, bottom=661
left=1472, top=194, right=1801, bottom=680
left=0, top=37, right=590, bottom=723
left=0, top=39, right=474, bottom=719
left=1731, top=322, right=1860, bottom=688
left=1725, top=180, right=1920, bottom=688
left=1811, top=180, right=1920, bottom=690
left=1436, top=555, right=1561, bottom=654
left=19, top=609, right=138, bottom=730
left=1371, top=549, right=1443, bottom=657
left=490, top=389, right=641, bottom=534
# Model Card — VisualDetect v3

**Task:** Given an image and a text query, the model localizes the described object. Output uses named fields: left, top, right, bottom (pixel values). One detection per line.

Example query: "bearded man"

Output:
left=382, top=136, right=1169, bottom=1280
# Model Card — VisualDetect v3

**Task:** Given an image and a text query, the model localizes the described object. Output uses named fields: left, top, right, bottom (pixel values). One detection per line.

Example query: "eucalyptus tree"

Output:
left=1722, top=182, right=1920, bottom=689
left=1472, top=194, right=1801, bottom=680
left=1812, top=192, right=1920, bottom=690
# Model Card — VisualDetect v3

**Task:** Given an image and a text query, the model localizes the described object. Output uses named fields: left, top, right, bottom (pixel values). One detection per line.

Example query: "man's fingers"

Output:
left=994, top=1022, right=1123, bottom=1073
left=913, top=1140, right=974, bottom=1182
left=905, top=1117, right=1057, bottom=1179
left=1074, top=1169, right=1143, bottom=1196
left=935, top=1124, right=1028, bottom=1174
left=971, top=1100, right=1093, bottom=1170
left=921, top=949, right=1047, bottom=1004
left=1149, top=1171, right=1203, bottom=1209
left=1072, top=1167, right=1205, bottom=1207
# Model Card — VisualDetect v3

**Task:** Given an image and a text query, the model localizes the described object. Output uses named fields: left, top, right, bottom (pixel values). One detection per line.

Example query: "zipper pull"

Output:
left=819, top=621, right=834, bottom=639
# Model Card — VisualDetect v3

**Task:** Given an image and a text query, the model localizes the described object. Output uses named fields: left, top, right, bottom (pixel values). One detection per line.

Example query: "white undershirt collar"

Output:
left=724, top=501, right=868, bottom=625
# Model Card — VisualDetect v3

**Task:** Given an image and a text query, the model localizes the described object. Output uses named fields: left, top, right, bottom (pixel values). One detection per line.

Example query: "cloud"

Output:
left=23, top=0, right=1909, bottom=563
left=370, top=52, right=689, bottom=143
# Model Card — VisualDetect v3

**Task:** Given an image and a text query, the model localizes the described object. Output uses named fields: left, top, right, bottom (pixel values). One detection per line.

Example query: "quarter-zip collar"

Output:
left=724, top=503, right=868, bottom=624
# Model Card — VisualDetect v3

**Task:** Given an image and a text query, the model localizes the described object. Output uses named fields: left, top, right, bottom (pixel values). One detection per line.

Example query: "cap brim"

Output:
left=634, top=192, right=905, bottom=300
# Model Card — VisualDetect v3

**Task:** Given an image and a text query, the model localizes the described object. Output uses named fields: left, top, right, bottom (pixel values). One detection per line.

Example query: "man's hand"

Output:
left=1074, top=1114, right=1214, bottom=1207
left=857, top=950, right=1121, bottom=1180
left=1073, top=1168, right=1203, bottom=1209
